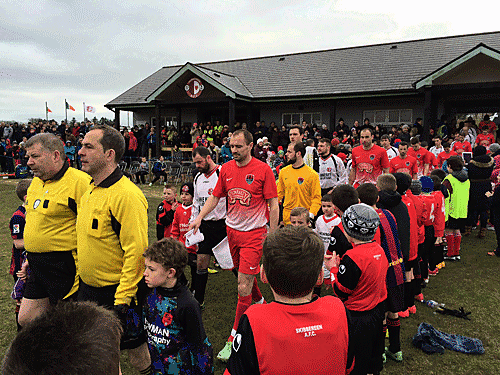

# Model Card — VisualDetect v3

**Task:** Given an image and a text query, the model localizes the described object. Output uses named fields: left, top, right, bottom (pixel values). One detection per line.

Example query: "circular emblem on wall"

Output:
left=185, top=78, right=204, bottom=98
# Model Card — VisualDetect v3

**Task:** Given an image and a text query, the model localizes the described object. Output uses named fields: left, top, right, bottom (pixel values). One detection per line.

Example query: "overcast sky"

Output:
left=1, top=0, right=499, bottom=124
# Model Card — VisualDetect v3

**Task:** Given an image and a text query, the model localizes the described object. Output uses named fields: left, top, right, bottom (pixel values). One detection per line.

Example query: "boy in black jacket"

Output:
left=376, top=174, right=410, bottom=264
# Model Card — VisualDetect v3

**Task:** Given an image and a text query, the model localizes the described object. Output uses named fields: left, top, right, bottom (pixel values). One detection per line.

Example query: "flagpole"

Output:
left=83, top=102, right=85, bottom=123
left=45, top=102, right=48, bottom=121
left=65, top=99, right=68, bottom=124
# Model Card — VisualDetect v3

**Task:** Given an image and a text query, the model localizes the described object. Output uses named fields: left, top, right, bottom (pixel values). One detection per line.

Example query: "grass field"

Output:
left=1, top=178, right=499, bottom=374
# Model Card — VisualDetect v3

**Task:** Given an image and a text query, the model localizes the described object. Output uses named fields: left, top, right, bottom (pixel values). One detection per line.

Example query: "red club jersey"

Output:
left=171, top=204, right=196, bottom=254
left=475, top=133, right=495, bottom=147
left=351, top=144, right=389, bottom=187
left=437, top=150, right=457, bottom=167
left=225, top=296, right=352, bottom=375
left=405, top=190, right=427, bottom=245
left=212, top=158, right=277, bottom=232
left=420, top=193, right=445, bottom=237
left=452, top=141, right=472, bottom=154
left=479, top=120, right=497, bottom=134
left=408, top=147, right=432, bottom=177
left=389, top=155, right=418, bottom=176
left=401, top=194, right=418, bottom=261
left=431, top=191, right=445, bottom=237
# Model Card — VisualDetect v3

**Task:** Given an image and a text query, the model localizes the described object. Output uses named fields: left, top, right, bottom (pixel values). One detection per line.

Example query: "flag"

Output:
left=85, top=105, right=96, bottom=113
left=46, top=106, right=52, bottom=113
left=66, top=102, right=75, bottom=111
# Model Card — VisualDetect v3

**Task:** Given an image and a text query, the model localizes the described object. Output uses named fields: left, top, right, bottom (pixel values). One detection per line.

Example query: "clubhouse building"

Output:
left=106, top=31, right=500, bottom=153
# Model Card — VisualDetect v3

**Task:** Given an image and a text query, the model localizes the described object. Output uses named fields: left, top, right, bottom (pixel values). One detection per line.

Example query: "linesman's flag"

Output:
left=66, top=102, right=75, bottom=111
left=85, top=105, right=96, bottom=113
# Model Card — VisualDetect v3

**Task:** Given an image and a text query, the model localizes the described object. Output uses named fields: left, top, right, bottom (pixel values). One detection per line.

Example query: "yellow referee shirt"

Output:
left=77, top=168, right=148, bottom=306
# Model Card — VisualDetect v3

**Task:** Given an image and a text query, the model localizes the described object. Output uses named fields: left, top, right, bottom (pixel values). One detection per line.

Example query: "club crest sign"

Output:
left=185, top=78, right=204, bottom=98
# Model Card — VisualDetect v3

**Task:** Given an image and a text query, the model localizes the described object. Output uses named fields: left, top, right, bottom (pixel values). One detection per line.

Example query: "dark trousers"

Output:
left=492, top=210, right=500, bottom=255
left=467, top=209, right=488, bottom=229
left=135, top=171, right=148, bottom=184
left=420, top=225, right=435, bottom=278
left=349, top=302, right=385, bottom=375
left=151, top=171, right=167, bottom=184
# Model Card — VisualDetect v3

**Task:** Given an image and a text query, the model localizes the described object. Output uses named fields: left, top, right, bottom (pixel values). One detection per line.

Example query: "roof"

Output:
left=107, top=31, right=500, bottom=107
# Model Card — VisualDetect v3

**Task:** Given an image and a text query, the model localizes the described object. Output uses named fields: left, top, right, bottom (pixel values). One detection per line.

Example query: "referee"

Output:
left=19, top=133, right=91, bottom=327
left=191, top=146, right=227, bottom=308
left=77, top=125, right=152, bottom=374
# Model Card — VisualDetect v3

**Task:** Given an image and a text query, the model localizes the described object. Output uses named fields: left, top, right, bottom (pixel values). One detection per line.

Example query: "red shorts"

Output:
left=226, top=226, right=267, bottom=275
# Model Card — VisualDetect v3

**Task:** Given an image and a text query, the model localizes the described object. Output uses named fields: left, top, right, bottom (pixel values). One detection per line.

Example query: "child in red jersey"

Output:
left=328, top=203, right=389, bottom=375
left=418, top=176, right=445, bottom=283
left=408, top=179, right=427, bottom=302
left=170, top=182, right=198, bottom=294
left=156, top=185, right=179, bottom=240
left=430, top=175, right=446, bottom=271
left=225, top=226, right=354, bottom=375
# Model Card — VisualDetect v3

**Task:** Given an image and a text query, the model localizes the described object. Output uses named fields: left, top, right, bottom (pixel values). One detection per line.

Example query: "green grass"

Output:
left=1, top=179, right=499, bottom=374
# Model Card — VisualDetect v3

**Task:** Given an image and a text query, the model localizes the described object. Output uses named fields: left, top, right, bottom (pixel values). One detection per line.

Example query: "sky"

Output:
left=1, top=0, right=499, bottom=125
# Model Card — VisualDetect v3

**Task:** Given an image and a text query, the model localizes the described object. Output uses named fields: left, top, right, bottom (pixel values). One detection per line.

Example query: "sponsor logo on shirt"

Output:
left=357, top=163, right=374, bottom=173
left=33, top=199, right=41, bottom=209
left=296, top=324, right=323, bottom=338
left=13, top=224, right=20, bottom=234
left=228, top=188, right=252, bottom=206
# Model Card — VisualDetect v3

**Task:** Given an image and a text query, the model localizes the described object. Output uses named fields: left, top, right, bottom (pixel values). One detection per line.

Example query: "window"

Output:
left=151, top=116, right=178, bottom=128
left=363, top=109, right=412, bottom=127
left=282, top=112, right=322, bottom=127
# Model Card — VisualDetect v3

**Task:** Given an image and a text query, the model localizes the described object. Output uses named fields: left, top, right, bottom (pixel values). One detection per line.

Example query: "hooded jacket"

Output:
left=377, top=190, right=410, bottom=262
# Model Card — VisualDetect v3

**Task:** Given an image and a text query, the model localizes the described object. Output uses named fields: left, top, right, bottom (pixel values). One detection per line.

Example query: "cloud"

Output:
left=0, top=0, right=499, bottom=123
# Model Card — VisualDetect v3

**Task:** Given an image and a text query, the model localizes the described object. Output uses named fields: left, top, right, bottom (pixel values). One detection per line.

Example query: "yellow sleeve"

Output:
left=309, top=169, right=322, bottom=216
left=112, top=190, right=148, bottom=306
left=277, top=168, right=285, bottom=203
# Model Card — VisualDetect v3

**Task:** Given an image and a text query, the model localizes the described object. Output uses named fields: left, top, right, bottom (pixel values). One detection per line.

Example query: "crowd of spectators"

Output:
left=2, top=114, right=499, bottom=175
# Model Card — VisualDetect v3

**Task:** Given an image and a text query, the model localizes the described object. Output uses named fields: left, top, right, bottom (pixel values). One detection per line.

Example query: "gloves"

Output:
left=436, top=306, right=472, bottom=320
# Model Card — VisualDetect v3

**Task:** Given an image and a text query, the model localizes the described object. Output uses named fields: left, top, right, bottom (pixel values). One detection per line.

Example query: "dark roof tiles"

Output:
left=107, top=31, right=500, bottom=106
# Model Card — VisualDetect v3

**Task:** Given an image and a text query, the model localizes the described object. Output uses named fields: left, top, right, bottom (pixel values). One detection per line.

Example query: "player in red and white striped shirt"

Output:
left=189, top=129, right=279, bottom=362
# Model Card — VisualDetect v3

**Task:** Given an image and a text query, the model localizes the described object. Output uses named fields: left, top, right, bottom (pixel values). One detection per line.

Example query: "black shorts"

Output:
left=446, top=217, right=467, bottom=231
left=348, top=302, right=385, bottom=375
left=198, top=219, right=227, bottom=255
left=24, top=251, right=76, bottom=305
left=77, top=280, right=146, bottom=350
left=386, top=284, right=405, bottom=313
